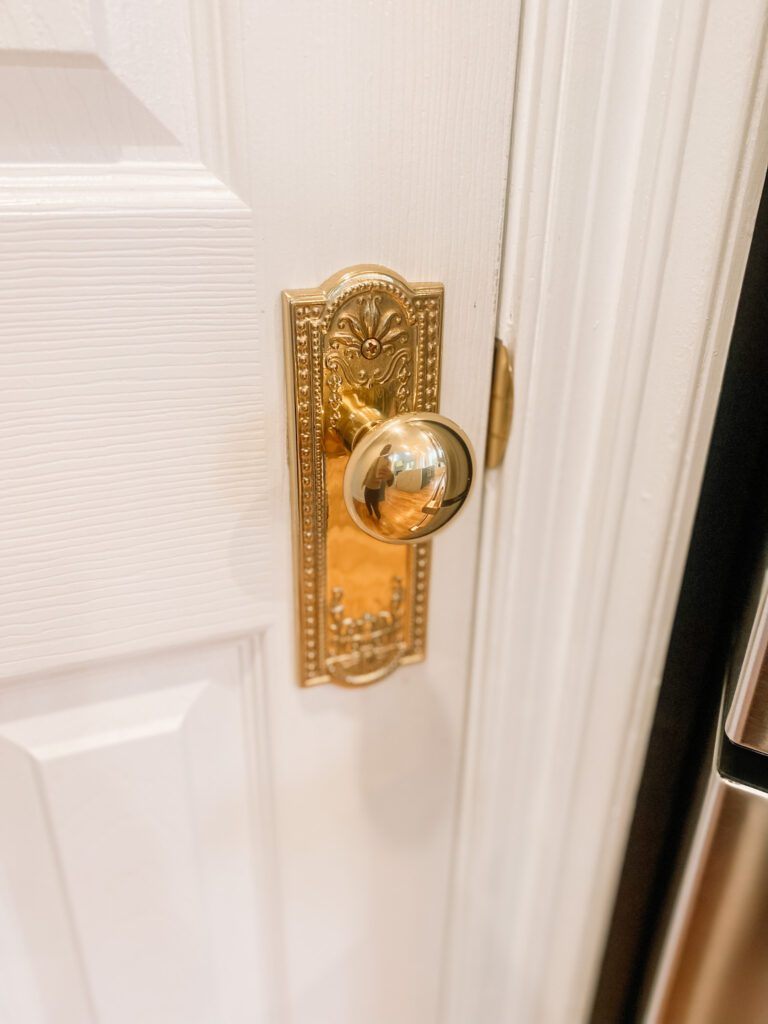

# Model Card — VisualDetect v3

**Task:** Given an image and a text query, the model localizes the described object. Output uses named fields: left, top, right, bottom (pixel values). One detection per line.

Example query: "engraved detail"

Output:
left=325, top=286, right=414, bottom=411
left=410, top=543, right=431, bottom=657
left=415, top=296, right=441, bottom=412
left=285, top=268, right=443, bottom=686
left=327, top=577, right=406, bottom=682
left=292, top=303, right=326, bottom=679
left=329, top=294, right=408, bottom=356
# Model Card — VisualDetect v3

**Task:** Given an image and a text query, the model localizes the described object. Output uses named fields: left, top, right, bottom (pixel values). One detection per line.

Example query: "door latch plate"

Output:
left=283, top=265, right=444, bottom=686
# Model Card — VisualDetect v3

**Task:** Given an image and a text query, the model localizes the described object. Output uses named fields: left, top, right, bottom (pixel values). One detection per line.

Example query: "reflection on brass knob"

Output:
left=343, top=412, right=475, bottom=544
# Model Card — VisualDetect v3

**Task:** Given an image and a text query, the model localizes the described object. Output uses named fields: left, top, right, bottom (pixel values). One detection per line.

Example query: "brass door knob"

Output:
left=343, top=411, right=475, bottom=544
left=284, top=264, right=473, bottom=685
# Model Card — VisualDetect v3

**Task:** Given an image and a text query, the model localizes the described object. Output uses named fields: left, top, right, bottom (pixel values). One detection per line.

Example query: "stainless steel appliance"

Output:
left=647, top=566, right=768, bottom=1023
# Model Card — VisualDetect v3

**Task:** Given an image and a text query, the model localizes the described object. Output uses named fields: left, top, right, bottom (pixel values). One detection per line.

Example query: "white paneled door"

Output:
left=4, top=2, right=764, bottom=1022
left=0, top=3, right=520, bottom=1023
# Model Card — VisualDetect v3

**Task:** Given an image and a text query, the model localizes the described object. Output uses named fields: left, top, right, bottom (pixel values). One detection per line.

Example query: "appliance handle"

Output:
left=725, top=568, right=768, bottom=754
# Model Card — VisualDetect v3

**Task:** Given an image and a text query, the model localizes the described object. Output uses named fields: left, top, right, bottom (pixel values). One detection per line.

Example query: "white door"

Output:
left=4, top=3, right=768, bottom=1023
left=0, top=2, right=520, bottom=1023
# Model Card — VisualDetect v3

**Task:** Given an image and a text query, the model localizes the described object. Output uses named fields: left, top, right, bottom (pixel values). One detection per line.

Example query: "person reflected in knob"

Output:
left=362, top=443, right=394, bottom=521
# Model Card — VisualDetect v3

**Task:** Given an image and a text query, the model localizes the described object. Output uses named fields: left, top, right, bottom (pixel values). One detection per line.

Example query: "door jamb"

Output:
left=444, top=2, right=768, bottom=1020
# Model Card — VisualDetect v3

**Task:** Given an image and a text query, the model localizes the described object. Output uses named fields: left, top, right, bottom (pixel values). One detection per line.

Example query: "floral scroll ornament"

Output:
left=330, top=293, right=409, bottom=360
left=325, top=292, right=413, bottom=423
left=327, top=577, right=406, bottom=681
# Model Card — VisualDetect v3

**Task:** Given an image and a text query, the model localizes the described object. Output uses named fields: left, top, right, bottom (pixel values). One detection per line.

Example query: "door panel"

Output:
left=0, top=1, right=520, bottom=1020
left=0, top=640, right=269, bottom=1024
left=1, top=184, right=268, bottom=676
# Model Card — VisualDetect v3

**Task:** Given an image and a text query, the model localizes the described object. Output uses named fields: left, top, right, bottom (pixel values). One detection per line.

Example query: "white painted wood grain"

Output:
left=0, top=177, right=274, bottom=677
left=446, top=1, right=768, bottom=1022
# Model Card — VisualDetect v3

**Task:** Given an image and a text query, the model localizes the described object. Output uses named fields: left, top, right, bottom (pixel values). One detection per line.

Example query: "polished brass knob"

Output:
left=284, top=264, right=472, bottom=684
left=343, top=411, right=475, bottom=544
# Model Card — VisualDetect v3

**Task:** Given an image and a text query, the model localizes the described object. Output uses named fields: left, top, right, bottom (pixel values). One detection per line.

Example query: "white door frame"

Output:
left=445, top=1, right=768, bottom=1021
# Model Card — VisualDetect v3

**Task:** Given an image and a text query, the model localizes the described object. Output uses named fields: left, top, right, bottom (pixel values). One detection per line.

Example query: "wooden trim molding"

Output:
left=444, top=1, right=768, bottom=1021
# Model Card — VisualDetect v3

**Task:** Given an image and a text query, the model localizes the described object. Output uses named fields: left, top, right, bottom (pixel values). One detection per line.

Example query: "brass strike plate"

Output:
left=283, top=265, right=444, bottom=687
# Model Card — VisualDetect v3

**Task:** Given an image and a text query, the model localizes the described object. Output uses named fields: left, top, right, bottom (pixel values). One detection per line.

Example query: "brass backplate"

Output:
left=283, top=265, right=443, bottom=686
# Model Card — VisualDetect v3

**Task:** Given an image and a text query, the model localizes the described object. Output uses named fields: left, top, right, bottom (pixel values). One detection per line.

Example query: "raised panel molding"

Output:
left=0, top=637, right=275, bottom=1024
left=0, top=56, right=187, bottom=164
left=0, top=0, right=251, bottom=190
left=0, top=0, right=199, bottom=164
left=444, top=1, right=768, bottom=1022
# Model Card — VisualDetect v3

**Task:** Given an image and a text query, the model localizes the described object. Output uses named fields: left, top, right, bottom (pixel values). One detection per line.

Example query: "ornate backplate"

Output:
left=283, top=265, right=443, bottom=686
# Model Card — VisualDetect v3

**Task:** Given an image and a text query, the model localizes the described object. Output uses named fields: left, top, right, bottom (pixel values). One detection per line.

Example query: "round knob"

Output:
left=343, top=412, right=475, bottom=544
